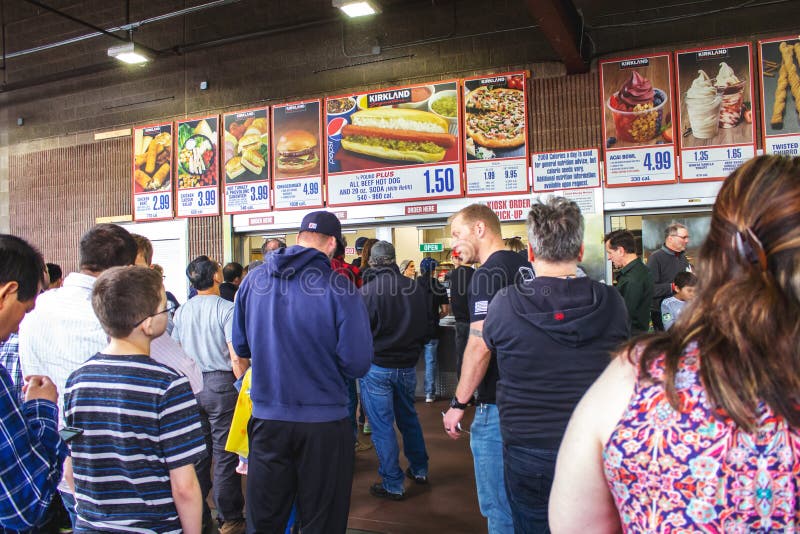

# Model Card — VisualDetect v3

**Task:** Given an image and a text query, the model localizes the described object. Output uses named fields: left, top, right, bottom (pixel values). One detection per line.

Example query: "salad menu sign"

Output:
left=675, top=43, right=756, bottom=181
left=271, top=100, right=324, bottom=210
left=463, top=72, right=529, bottom=196
left=132, top=123, right=173, bottom=221
left=600, top=53, right=678, bottom=187
left=758, top=36, right=800, bottom=156
left=325, top=80, right=463, bottom=207
left=175, top=116, right=220, bottom=217
left=222, top=107, right=270, bottom=214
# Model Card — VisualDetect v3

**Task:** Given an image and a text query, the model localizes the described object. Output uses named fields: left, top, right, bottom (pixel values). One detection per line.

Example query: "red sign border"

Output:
left=271, top=98, right=325, bottom=211
left=531, top=147, right=602, bottom=193
left=674, top=41, right=757, bottom=183
left=599, top=52, right=679, bottom=188
left=324, top=78, right=465, bottom=207
left=758, top=34, right=800, bottom=151
left=174, top=114, right=222, bottom=219
left=221, top=105, right=272, bottom=215
left=462, top=70, right=531, bottom=198
left=131, top=121, right=175, bottom=222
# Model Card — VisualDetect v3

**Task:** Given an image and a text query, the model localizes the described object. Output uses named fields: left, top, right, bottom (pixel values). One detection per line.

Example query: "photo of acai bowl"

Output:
left=607, top=71, right=669, bottom=144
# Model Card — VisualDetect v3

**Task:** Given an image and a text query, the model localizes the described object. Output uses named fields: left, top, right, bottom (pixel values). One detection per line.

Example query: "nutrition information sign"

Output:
left=222, top=107, right=271, bottom=214
left=758, top=35, right=800, bottom=157
left=174, top=115, right=220, bottom=217
left=532, top=148, right=600, bottom=192
left=675, top=43, right=756, bottom=182
left=271, top=100, right=324, bottom=211
left=600, top=53, right=678, bottom=187
left=461, top=72, right=529, bottom=196
left=324, top=79, right=463, bottom=207
left=132, top=122, right=174, bottom=221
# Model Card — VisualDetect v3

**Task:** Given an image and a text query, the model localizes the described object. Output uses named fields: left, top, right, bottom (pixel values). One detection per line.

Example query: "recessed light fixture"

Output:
left=333, top=0, right=380, bottom=17
left=107, top=42, right=148, bottom=65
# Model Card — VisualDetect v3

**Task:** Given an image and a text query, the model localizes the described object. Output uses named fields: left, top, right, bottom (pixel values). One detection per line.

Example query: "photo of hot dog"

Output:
left=340, top=108, right=457, bottom=163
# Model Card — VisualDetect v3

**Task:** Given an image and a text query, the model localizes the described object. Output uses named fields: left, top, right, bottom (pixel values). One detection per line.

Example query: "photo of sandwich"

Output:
left=340, top=108, right=457, bottom=164
left=276, top=130, right=319, bottom=173
left=222, top=109, right=269, bottom=183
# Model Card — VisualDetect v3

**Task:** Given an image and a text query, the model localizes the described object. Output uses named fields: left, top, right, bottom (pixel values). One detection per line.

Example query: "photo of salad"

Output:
left=176, top=117, right=219, bottom=189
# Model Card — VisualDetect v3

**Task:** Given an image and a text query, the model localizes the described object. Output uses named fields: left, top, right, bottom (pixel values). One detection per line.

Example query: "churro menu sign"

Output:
left=462, top=72, right=529, bottom=196
left=132, top=123, right=173, bottom=221
left=759, top=36, right=800, bottom=156
left=600, top=54, right=678, bottom=187
left=676, top=43, right=756, bottom=181
left=175, top=115, right=220, bottom=217
left=271, top=100, right=324, bottom=210
left=222, top=107, right=270, bottom=214
left=531, top=148, right=600, bottom=192
left=325, top=80, right=463, bottom=207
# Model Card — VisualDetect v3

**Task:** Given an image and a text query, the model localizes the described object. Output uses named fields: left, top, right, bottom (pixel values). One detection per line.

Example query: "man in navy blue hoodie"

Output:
left=482, top=198, right=629, bottom=533
left=232, top=211, right=372, bottom=534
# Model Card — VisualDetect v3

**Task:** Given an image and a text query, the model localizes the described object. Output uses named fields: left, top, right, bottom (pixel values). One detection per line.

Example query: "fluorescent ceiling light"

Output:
left=333, top=0, right=379, bottom=17
left=108, top=42, right=148, bottom=64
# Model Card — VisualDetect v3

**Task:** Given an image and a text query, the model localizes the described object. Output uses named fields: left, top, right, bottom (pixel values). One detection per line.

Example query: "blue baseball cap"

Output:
left=420, top=257, right=438, bottom=274
left=300, top=211, right=345, bottom=250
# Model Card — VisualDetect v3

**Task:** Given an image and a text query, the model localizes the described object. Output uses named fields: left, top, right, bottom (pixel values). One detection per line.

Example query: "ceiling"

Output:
left=1, top=0, right=799, bottom=92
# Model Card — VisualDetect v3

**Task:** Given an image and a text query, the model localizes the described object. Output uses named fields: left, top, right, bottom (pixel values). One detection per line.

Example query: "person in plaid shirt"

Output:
left=0, top=333, right=22, bottom=403
left=0, top=234, right=67, bottom=532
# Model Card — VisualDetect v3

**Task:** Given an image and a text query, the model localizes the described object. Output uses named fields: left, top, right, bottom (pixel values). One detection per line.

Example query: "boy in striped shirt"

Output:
left=63, top=266, right=206, bottom=533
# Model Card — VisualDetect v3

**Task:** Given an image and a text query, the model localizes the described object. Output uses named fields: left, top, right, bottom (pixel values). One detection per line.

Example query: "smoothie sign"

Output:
left=675, top=43, right=756, bottom=181
left=222, top=107, right=270, bottom=214
left=463, top=72, right=529, bottom=196
left=175, top=115, right=220, bottom=217
left=325, top=80, right=463, bottom=207
left=132, top=123, right=173, bottom=221
left=759, top=36, right=800, bottom=156
left=600, top=54, right=678, bottom=186
left=271, top=100, right=324, bottom=210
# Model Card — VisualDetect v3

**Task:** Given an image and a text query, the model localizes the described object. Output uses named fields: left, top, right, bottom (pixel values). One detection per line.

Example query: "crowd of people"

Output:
left=0, top=155, right=798, bottom=533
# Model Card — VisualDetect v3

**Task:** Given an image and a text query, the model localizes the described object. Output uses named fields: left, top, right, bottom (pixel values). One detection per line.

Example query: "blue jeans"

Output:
left=360, top=364, right=429, bottom=494
left=423, top=339, right=439, bottom=397
left=470, top=404, right=513, bottom=534
left=503, top=444, right=557, bottom=534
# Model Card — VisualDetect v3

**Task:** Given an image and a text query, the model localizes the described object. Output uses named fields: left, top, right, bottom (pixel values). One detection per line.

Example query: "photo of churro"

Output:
left=761, top=38, right=800, bottom=135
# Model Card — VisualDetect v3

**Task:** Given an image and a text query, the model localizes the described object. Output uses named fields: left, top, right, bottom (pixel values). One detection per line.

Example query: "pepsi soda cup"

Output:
left=327, top=116, right=348, bottom=173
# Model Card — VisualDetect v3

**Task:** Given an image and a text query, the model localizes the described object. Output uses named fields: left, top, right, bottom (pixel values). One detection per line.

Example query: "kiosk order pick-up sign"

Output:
left=324, top=80, right=463, bottom=207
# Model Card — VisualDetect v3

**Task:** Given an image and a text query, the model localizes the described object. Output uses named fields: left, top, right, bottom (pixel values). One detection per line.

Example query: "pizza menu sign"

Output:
left=463, top=71, right=529, bottom=196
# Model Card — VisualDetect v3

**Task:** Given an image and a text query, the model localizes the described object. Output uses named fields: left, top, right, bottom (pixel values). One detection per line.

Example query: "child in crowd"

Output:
left=661, top=271, right=697, bottom=330
left=63, top=266, right=206, bottom=533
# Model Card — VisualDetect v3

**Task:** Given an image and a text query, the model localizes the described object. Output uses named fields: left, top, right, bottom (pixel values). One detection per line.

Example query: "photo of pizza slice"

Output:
left=465, top=86, right=526, bottom=149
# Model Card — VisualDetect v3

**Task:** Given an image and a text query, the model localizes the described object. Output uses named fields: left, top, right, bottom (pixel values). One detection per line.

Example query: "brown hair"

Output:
left=131, top=233, right=153, bottom=266
left=451, top=204, right=502, bottom=237
left=632, top=156, right=800, bottom=430
left=360, top=238, right=379, bottom=268
left=92, top=266, right=164, bottom=339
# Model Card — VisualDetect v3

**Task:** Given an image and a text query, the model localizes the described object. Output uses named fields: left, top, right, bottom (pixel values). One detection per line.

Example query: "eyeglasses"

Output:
left=134, top=304, right=177, bottom=327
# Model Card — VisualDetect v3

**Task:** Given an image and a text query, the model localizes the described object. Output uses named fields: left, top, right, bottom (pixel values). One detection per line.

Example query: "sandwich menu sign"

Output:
left=324, top=80, right=463, bottom=207
left=462, top=72, right=530, bottom=196
left=175, top=115, right=220, bottom=217
left=132, top=122, right=174, bottom=221
left=271, top=100, right=324, bottom=210
left=222, top=107, right=271, bottom=214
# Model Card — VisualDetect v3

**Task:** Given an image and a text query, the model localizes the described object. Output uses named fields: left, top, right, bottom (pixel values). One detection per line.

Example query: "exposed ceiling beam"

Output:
left=524, top=0, right=588, bottom=74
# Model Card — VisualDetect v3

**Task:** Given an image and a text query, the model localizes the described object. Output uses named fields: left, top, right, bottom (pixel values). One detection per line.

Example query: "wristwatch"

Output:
left=450, top=396, right=469, bottom=410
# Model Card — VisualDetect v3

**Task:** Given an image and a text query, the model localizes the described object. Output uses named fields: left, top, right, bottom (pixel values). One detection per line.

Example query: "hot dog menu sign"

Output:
left=222, top=107, right=270, bottom=214
left=462, top=72, right=530, bottom=196
left=175, top=115, right=220, bottom=217
left=325, top=80, right=463, bottom=207
left=271, top=100, right=324, bottom=210
left=132, top=123, right=174, bottom=221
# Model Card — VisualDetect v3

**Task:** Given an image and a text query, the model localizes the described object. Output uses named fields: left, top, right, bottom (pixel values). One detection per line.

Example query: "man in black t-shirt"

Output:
left=446, top=250, right=474, bottom=380
left=443, top=204, right=528, bottom=533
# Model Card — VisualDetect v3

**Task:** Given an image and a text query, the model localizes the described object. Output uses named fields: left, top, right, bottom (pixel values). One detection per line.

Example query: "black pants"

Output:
left=196, top=371, right=244, bottom=522
left=454, top=320, right=470, bottom=380
left=246, top=417, right=354, bottom=534
left=650, top=309, right=664, bottom=331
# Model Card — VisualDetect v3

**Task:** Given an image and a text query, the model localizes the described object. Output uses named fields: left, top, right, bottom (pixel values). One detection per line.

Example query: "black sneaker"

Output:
left=405, top=467, right=428, bottom=484
left=369, top=483, right=404, bottom=501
